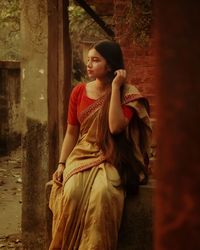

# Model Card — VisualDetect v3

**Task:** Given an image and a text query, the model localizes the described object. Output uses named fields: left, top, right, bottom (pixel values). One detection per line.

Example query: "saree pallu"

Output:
left=49, top=84, right=152, bottom=250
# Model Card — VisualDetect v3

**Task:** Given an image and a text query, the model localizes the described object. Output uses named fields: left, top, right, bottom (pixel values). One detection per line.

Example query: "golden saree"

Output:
left=49, top=84, right=152, bottom=250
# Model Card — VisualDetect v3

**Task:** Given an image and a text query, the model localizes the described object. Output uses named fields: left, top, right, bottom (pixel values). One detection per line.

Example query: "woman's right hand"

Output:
left=53, top=164, right=65, bottom=183
left=112, top=69, right=126, bottom=89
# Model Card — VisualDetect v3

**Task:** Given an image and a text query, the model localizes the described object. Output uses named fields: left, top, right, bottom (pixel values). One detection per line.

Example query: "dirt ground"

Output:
left=0, top=147, right=23, bottom=249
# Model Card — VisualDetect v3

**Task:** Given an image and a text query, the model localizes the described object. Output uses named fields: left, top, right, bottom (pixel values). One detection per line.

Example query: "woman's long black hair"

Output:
left=93, top=40, right=147, bottom=195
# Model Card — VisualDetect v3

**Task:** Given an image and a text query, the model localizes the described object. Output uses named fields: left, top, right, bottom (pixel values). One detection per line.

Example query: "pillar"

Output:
left=20, top=0, right=70, bottom=248
left=154, top=1, right=200, bottom=249
left=21, top=0, right=49, bottom=248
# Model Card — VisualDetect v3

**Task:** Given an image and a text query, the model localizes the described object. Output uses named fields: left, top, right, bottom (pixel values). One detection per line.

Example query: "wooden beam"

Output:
left=47, top=0, right=71, bottom=246
left=48, top=0, right=71, bottom=179
left=75, top=0, right=115, bottom=37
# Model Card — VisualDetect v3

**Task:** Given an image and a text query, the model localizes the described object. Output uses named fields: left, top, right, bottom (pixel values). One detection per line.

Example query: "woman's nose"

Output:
left=87, top=60, right=92, bottom=68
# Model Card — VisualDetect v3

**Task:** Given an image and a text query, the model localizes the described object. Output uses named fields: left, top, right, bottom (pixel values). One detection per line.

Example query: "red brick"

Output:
left=114, top=0, right=157, bottom=121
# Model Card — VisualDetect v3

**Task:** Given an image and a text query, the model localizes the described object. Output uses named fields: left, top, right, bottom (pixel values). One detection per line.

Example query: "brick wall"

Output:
left=113, top=0, right=157, bottom=173
left=113, top=0, right=157, bottom=120
left=87, top=0, right=114, bottom=15
left=86, top=0, right=157, bottom=118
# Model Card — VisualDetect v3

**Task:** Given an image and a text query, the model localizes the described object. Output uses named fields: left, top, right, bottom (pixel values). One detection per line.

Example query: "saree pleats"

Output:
left=49, top=84, right=152, bottom=250
left=49, top=164, right=124, bottom=250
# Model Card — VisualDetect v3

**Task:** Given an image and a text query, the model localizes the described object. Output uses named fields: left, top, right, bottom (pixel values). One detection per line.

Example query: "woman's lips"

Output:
left=87, top=69, right=93, bottom=74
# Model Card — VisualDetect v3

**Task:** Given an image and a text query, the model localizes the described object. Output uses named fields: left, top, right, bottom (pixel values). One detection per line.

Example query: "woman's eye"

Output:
left=87, top=58, right=100, bottom=63
left=92, top=57, right=100, bottom=61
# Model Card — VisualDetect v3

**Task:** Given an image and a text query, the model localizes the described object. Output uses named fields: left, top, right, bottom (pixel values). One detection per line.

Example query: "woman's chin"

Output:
left=87, top=75, right=95, bottom=80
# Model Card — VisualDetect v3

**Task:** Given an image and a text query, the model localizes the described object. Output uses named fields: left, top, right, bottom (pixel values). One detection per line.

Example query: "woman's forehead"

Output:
left=88, top=48, right=104, bottom=59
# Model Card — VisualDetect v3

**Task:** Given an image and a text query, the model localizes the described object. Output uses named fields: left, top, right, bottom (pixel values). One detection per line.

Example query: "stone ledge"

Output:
left=118, top=180, right=154, bottom=250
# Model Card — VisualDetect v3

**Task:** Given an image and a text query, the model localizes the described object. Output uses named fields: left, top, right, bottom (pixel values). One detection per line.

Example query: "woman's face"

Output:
left=87, top=48, right=110, bottom=79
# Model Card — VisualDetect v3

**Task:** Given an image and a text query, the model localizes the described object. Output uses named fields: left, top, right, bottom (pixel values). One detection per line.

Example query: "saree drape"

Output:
left=49, top=84, right=152, bottom=250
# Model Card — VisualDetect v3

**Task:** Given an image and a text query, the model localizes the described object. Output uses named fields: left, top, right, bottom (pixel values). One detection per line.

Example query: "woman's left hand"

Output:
left=112, top=69, right=126, bottom=88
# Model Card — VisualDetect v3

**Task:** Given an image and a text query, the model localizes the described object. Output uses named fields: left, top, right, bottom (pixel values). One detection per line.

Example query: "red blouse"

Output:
left=67, top=83, right=133, bottom=126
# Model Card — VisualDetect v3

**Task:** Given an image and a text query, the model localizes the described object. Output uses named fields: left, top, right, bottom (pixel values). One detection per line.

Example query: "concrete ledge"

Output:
left=0, top=61, right=20, bottom=69
left=118, top=180, right=154, bottom=250
left=45, top=179, right=154, bottom=249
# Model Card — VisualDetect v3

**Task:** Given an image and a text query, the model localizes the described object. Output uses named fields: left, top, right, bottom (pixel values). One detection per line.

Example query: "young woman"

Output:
left=49, top=40, right=152, bottom=250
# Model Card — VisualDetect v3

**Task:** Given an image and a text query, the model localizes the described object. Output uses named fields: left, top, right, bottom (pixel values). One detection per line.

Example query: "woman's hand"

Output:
left=53, top=164, right=65, bottom=183
left=112, top=69, right=126, bottom=89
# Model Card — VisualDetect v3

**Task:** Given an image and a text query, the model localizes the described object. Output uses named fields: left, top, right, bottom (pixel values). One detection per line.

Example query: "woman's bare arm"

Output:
left=58, top=124, right=79, bottom=163
left=53, top=124, right=79, bottom=182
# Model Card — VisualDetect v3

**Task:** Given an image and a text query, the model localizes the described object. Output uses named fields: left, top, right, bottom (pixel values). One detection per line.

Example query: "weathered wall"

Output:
left=154, top=1, right=200, bottom=249
left=20, top=0, right=48, bottom=248
left=0, top=61, right=21, bottom=155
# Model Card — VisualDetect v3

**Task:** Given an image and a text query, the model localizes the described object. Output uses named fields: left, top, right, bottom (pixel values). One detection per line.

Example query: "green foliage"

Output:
left=68, top=1, right=110, bottom=43
left=0, top=0, right=20, bottom=60
left=131, top=0, right=153, bottom=46
left=116, top=0, right=152, bottom=47
left=0, top=0, right=20, bottom=31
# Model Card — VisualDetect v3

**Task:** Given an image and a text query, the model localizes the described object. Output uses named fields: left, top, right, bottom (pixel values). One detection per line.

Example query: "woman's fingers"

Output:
left=113, top=69, right=126, bottom=87
left=52, top=168, right=63, bottom=182
left=114, top=69, right=126, bottom=76
left=52, top=172, right=57, bottom=181
left=57, top=172, right=63, bottom=182
left=53, top=171, right=58, bottom=181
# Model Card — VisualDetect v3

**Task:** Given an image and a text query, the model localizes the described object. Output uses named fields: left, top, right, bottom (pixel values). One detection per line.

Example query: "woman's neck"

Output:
left=95, top=78, right=110, bottom=92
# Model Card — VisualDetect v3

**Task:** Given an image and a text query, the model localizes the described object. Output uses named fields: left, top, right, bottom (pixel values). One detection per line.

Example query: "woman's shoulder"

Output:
left=70, top=82, right=86, bottom=96
left=123, top=83, right=141, bottom=95
left=69, top=83, right=86, bottom=103
left=72, top=82, right=86, bottom=92
left=122, top=84, right=150, bottom=115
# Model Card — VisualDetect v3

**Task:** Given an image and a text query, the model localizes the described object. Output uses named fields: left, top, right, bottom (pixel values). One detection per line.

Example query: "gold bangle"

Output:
left=58, top=162, right=65, bottom=165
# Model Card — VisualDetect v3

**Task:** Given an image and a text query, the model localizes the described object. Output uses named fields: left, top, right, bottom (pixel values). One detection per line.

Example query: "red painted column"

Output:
left=154, top=1, right=200, bottom=250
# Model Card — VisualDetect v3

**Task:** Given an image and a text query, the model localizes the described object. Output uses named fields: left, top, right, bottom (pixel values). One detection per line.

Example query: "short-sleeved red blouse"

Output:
left=67, top=83, right=133, bottom=126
